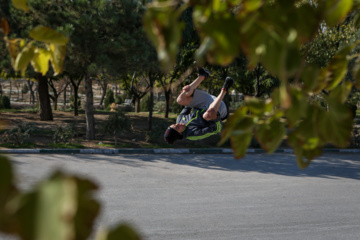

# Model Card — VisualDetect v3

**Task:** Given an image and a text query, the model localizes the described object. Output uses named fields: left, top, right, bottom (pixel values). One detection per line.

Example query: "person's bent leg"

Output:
left=203, top=90, right=227, bottom=120
left=203, top=77, right=234, bottom=121
left=177, top=75, right=206, bottom=106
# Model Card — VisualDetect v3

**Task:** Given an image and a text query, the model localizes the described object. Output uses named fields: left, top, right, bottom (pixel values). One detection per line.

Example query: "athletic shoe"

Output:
left=198, top=67, right=211, bottom=78
left=222, top=77, right=234, bottom=92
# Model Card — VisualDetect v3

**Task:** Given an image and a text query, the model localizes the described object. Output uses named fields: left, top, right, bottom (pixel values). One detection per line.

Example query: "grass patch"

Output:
left=49, top=143, right=85, bottom=149
left=98, top=143, right=133, bottom=148
left=0, top=108, right=38, bottom=113
left=35, top=129, right=55, bottom=135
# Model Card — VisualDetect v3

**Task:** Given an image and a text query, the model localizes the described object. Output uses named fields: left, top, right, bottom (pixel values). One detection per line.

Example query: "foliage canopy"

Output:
left=144, top=0, right=360, bottom=168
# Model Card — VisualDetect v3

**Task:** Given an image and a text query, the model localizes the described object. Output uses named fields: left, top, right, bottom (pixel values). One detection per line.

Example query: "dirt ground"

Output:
left=0, top=105, right=225, bottom=149
left=1, top=104, right=359, bottom=150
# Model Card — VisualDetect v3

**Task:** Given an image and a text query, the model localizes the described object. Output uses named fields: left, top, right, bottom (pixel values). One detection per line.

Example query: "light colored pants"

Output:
left=187, top=90, right=228, bottom=120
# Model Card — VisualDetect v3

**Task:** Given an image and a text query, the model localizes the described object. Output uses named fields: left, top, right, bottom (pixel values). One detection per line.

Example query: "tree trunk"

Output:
left=36, top=74, right=53, bottom=121
left=53, top=95, right=58, bottom=110
left=148, top=88, right=154, bottom=131
left=73, top=87, right=79, bottom=116
left=164, top=90, right=170, bottom=119
left=100, top=84, right=107, bottom=106
left=69, top=77, right=82, bottom=116
left=135, top=97, right=140, bottom=113
left=9, top=80, right=11, bottom=100
left=63, top=86, right=67, bottom=110
left=27, top=80, right=35, bottom=104
left=84, top=75, right=95, bottom=140
left=48, top=79, right=58, bottom=111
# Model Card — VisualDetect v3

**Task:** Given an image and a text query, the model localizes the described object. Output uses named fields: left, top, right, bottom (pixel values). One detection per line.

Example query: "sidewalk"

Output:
left=1, top=148, right=360, bottom=154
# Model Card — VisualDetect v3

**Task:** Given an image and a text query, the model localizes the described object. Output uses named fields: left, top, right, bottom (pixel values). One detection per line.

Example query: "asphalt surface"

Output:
left=2, top=153, right=360, bottom=240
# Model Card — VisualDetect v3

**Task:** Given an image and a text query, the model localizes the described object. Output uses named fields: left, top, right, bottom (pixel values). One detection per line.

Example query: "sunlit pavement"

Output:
left=3, top=153, right=360, bottom=240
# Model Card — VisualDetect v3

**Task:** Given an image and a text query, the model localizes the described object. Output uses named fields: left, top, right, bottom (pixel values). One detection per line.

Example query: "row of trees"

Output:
left=1, top=0, right=280, bottom=136
left=1, top=0, right=360, bottom=163
left=144, top=0, right=360, bottom=167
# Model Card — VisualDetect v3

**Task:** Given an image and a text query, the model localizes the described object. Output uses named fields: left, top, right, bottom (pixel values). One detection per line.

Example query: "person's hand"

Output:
left=182, top=85, right=191, bottom=93
left=203, top=108, right=217, bottom=121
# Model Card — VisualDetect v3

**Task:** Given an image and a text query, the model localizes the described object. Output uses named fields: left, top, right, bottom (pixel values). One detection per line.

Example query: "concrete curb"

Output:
left=1, top=148, right=360, bottom=154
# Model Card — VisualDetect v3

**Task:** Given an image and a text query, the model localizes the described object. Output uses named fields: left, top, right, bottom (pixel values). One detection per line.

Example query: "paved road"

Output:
left=2, top=153, right=360, bottom=240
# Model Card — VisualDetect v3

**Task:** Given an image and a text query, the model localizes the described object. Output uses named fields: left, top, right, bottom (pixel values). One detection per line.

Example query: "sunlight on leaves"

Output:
left=323, top=0, right=353, bottom=27
left=29, top=26, right=69, bottom=45
left=14, top=41, right=35, bottom=73
left=31, top=48, right=51, bottom=76
left=254, top=119, right=286, bottom=153
left=11, top=0, right=29, bottom=12
left=329, top=81, right=353, bottom=103
left=49, top=44, right=67, bottom=75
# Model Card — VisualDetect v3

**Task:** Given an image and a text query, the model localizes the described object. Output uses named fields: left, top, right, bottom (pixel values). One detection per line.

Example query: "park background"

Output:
left=1, top=1, right=360, bottom=151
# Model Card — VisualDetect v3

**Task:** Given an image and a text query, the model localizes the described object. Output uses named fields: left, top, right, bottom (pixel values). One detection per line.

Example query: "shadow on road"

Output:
left=66, top=153, right=360, bottom=180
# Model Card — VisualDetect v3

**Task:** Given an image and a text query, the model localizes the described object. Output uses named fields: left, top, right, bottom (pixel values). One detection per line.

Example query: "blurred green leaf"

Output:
left=329, top=81, right=352, bottom=103
left=287, top=106, right=324, bottom=169
left=14, top=171, right=100, bottom=240
left=301, top=64, right=320, bottom=92
left=284, top=88, right=308, bottom=127
left=31, top=48, right=51, bottom=76
left=29, top=26, right=69, bottom=45
left=242, top=0, right=263, bottom=13
left=313, top=68, right=329, bottom=93
left=294, top=3, right=319, bottom=42
left=95, top=224, right=141, bottom=240
left=5, top=38, right=20, bottom=68
left=220, top=106, right=254, bottom=158
left=14, top=42, right=35, bottom=72
left=0, top=155, right=19, bottom=234
left=324, top=44, right=353, bottom=91
left=230, top=131, right=253, bottom=159
left=0, top=17, right=11, bottom=36
left=288, top=132, right=323, bottom=169
left=11, top=0, right=29, bottom=12
left=323, top=0, right=353, bottom=27
left=220, top=106, right=249, bottom=145
left=245, top=97, right=265, bottom=115
left=318, top=98, right=353, bottom=148
left=49, top=44, right=67, bottom=75
left=193, top=6, right=241, bottom=66
left=352, top=59, right=360, bottom=89
left=254, top=118, right=286, bottom=153
left=227, top=117, right=254, bottom=158
left=143, top=1, right=185, bottom=72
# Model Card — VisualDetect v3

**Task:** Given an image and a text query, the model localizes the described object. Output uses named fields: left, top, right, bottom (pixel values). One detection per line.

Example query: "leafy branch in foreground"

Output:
left=144, top=0, right=360, bottom=168
left=0, top=155, right=141, bottom=240
left=0, top=0, right=68, bottom=76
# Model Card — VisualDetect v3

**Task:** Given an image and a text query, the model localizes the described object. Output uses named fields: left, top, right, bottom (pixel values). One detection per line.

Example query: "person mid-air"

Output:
left=164, top=67, right=234, bottom=144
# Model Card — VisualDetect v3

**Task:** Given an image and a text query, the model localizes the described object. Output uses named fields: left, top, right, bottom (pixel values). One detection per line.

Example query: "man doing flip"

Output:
left=164, top=67, right=234, bottom=144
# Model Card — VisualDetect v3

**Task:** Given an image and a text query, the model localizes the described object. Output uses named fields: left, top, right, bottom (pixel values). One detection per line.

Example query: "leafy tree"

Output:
left=48, top=77, right=69, bottom=111
left=144, top=0, right=360, bottom=168
left=1, top=0, right=69, bottom=121
left=104, top=89, right=115, bottom=110
left=102, top=110, right=130, bottom=145
left=0, top=95, right=11, bottom=109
